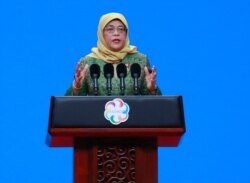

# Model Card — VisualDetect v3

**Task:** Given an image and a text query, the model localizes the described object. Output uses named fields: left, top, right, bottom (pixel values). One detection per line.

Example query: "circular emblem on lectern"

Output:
left=104, top=98, right=130, bottom=125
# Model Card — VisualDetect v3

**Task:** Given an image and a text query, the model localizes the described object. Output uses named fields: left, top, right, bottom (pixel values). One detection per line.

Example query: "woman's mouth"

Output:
left=112, top=39, right=120, bottom=43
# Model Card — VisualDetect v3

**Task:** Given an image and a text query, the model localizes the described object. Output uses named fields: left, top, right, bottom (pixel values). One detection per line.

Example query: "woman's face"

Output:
left=103, top=19, right=127, bottom=52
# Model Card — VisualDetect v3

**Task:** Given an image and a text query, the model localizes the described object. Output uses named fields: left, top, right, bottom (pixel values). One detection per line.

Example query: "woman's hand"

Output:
left=144, top=65, right=157, bottom=94
left=72, top=61, right=89, bottom=93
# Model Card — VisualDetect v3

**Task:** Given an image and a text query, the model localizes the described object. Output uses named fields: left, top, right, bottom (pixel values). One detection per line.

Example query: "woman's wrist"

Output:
left=72, top=80, right=81, bottom=95
left=73, top=81, right=81, bottom=90
left=148, top=85, right=158, bottom=95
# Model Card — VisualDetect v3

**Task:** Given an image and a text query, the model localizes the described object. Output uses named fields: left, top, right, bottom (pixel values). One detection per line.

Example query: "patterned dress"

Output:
left=65, top=52, right=161, bottom=96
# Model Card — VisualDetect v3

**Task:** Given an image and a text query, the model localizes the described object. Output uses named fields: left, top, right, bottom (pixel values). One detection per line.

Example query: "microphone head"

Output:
left=104, top=63, right=114, bottom=78
left=90, top=64, right=100, bottom=78
left=131, top=63, right=141, bottom=78
left=116, top=63, right=127, bottom=78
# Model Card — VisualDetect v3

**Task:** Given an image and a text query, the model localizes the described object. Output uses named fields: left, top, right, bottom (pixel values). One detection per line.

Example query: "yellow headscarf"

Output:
left=87, top=12, right=137, bottom=63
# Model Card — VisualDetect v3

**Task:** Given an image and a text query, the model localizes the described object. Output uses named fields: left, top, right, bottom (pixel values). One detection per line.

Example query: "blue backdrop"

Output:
left=1, top=0, right=250, bottom=182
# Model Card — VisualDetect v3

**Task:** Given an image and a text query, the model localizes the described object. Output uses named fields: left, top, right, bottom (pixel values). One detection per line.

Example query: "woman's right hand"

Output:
left=72, top=61, right=89, bottom=93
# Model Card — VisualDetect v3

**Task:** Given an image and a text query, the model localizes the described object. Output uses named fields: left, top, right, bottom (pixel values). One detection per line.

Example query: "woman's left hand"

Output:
left=144, top=66, right=157, bottom=93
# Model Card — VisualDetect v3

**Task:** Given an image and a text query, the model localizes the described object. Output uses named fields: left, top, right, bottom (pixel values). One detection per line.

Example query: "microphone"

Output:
left=131, top=63, right=141, bottom=95
left=116, top=63, right=127, bottom=95
left=104, top=63, right=114, bottom=96
left=90, top=64, right=100, bottom=95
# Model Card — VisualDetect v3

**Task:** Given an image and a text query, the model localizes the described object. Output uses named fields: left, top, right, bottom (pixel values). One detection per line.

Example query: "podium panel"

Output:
left=47, top=96, right=185, bottom=183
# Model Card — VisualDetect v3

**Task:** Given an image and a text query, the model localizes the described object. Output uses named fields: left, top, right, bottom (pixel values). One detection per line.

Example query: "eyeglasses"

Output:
left=104, top=26, right=127, bottom=34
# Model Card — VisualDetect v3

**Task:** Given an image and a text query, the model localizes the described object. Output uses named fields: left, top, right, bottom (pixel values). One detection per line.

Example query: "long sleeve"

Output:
left=65, top=79, right=89, bottom=96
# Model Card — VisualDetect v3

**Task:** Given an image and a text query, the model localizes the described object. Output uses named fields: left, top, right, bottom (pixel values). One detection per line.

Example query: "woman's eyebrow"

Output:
left=106, top=25, right=125, bottom=28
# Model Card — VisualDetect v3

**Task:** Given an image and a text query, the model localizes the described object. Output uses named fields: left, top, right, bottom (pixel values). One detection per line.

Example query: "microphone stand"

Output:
left=104, top=63, right=114, bottom=96
left=119, top=73, right=125, bottom=95
left=131, top=63, right=141, bottom=95
left=90, top=64, right=100, bottom=96
left=106, top=73, right=112, bottom=96
left=92, top=73, right=99, bottom=96
left=117, top=63, right=127, bottom=96
left=133, top=73, right=139, bottom=95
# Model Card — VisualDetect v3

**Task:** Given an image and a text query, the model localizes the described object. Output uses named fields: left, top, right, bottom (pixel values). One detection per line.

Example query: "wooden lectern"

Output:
left=46, top=96, right=185, bottom=183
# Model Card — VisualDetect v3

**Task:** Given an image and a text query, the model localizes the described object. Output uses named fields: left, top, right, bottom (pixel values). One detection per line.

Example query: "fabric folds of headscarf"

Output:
left=87, top=12, right=137, bottom=63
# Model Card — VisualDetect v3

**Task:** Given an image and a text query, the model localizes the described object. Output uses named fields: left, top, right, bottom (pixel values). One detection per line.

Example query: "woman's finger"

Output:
left=144, top=66, right=150, bottom=75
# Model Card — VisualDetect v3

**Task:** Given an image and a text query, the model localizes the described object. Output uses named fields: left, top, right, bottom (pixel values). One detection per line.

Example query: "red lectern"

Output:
left=46, top=96, right=185, bottom=183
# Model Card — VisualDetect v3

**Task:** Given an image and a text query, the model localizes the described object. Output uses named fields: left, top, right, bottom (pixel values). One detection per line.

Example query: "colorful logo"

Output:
left=104, top=98, right=130, bottom=125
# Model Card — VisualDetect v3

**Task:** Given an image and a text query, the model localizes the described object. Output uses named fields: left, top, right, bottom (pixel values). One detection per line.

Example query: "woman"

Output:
left=65, top=12, right=161, bottom=96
